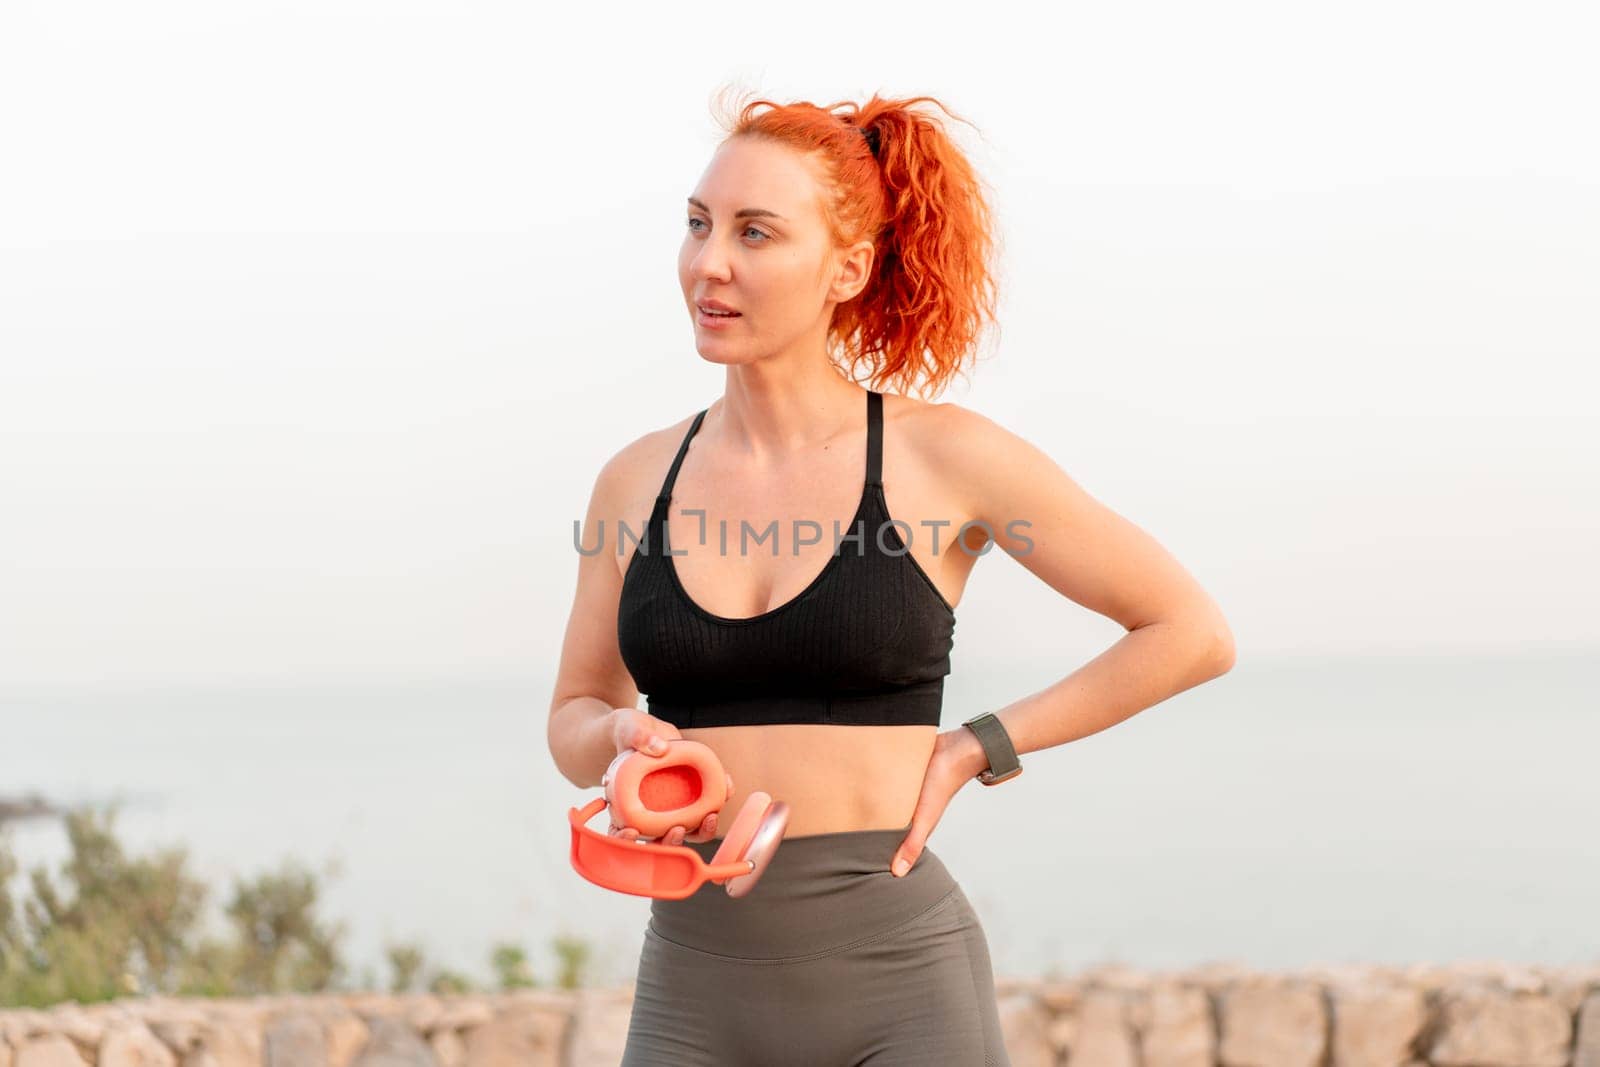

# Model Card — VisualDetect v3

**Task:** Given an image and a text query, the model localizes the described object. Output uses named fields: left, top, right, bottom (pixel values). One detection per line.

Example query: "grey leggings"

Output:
left=621, top=823, right=1012, bottom=1066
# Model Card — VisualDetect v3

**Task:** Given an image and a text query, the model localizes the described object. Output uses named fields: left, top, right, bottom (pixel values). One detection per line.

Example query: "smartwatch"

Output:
left=960, top=712, right=1023, bottom=786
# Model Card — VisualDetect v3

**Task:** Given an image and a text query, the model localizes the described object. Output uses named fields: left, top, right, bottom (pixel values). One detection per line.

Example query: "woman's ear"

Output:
left=829, top=238, right=877, bottom=303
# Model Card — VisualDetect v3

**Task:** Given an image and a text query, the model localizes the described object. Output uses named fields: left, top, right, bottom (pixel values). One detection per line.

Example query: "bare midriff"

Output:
left=683, top=722, right=941, bottom=839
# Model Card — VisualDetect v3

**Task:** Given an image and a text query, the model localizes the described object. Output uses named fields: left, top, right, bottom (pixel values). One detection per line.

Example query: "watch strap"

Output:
left=961, top=712, right=1022, bottom=785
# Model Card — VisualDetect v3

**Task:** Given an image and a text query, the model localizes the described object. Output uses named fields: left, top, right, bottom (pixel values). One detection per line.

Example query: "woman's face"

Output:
left=679, top=136, right=871, bottom=366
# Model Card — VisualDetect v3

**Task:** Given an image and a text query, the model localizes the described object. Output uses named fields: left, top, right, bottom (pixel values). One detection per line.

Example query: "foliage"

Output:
left=2, top=807, right=207, bottom=1005
left=384, top=939, right=563, bottom=996
left=490, top=942, right=536, bottom=990
left=550, top=934, right=591, bottom=991
left=427, top=969, right=474, bottom=995
left=0, top=806, right=343, bottom=1006
left=223, top=860, right=344, bottom=994
left=1, top=804, right=596, bottom=1008
left=385, top=941, right=425, bottom=993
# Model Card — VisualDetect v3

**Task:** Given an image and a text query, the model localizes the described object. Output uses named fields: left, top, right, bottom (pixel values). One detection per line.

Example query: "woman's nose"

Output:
left=690, top=238, right=733, bottom=281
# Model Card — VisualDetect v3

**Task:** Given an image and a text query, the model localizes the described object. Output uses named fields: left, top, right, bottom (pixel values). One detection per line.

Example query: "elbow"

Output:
left=1172, top=604, right=1235, bottom=677
left=1206, top=620, right=1237, bottom=676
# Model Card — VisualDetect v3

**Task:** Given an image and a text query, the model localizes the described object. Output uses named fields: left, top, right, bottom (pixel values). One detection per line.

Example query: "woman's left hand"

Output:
left=891, top=726, right=989, bottom=877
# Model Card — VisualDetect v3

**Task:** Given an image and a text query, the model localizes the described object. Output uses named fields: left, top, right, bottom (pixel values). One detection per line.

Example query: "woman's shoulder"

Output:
left=589, top=408, right=709, bottom=514
left=885, top=392, right=1027, bottom=465
left=887, top=393, right=1069, bottom=521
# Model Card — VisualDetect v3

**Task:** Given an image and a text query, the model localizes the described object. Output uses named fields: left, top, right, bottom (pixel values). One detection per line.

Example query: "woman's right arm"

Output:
left=548, top=451, right=647, bottom=789
left=547, top=435, right=718, bottom=846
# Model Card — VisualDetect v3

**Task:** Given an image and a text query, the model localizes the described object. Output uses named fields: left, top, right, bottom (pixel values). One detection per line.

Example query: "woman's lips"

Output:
left=697, top=309, right=742, bottom=329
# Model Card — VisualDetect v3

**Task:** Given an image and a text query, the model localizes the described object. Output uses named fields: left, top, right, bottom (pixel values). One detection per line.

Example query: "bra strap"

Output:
left=865, top=389, right=883, bottom=488
left=657, top=408, right=709, bottom=506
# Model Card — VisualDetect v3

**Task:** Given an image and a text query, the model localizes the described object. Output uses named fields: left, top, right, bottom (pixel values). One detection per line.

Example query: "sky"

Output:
left=1, top=0, right=1596, bottom=688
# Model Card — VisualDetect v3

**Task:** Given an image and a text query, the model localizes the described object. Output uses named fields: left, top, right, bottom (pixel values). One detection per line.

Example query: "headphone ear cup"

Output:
left=710, top=791, right=770, bottom=867
left=710, top=792, right=790, bottom=897
left=605, top=740, right=729, bottom=840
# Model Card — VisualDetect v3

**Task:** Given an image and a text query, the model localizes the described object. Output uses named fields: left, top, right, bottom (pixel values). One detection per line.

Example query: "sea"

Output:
left=2, top=647, right=1596, bottom=991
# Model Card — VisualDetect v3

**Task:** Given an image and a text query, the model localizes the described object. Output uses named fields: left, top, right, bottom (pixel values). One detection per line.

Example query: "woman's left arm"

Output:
left=891, top=403, right=1236, bottom=875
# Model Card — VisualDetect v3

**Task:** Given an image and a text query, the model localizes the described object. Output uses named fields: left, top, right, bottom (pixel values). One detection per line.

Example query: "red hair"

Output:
left=709, top=87, right=1002, bottom=401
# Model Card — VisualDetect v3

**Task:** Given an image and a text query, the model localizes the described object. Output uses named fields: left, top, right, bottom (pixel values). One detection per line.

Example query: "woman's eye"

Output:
left=684, top=218, right=769, bottom=242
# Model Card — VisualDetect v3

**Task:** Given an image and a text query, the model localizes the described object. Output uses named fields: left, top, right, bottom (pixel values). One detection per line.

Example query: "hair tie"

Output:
left=860, top=124, right=881, bottom=159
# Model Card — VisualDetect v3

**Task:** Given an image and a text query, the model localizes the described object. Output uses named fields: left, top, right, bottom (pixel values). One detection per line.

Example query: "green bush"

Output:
left=490, top=942, right=536, bottom=990
left=385, top=941, right=426, bottom=993
left=1, top=804, right=596, bottom=1007
left=550, top=934, right=591, bottom=991
left=0, top=806, right=343, bottom=1006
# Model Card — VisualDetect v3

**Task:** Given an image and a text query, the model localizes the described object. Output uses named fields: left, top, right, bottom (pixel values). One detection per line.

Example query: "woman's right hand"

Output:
left=606, top=709, right=728, bottom=846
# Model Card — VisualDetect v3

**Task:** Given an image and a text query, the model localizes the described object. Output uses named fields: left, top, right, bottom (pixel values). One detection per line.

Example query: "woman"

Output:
left=550, top=90, right=1235, bottom=1066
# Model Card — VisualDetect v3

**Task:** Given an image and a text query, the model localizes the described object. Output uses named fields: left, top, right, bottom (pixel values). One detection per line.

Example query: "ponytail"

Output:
left=709, top=88, right=1002, bottom=400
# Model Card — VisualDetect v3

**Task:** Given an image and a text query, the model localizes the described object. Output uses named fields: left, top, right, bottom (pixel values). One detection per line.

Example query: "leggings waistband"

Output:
left=646, top=823, right=958, bottom=962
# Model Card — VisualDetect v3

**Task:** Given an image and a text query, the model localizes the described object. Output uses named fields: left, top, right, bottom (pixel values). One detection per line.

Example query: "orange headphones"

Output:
left=567, top=739, right=791, bottom=899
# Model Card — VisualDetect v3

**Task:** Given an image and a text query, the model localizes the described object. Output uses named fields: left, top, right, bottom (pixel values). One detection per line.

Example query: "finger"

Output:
left=685, top=812, right=718, bottom=843
left=663, top=825, right=686, bottom=846
left=893, top=791, right=954, bottom=877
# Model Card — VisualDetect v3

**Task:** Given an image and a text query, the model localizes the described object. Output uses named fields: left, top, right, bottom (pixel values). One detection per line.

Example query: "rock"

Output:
left=490, top=992, right=572, bottom=1015
left=1084, top=963, right=1156, bottom=993
left=1329, top=984, right=1426, bottom=1067
left=349, top=1017, right=439, bottom=1067
left=1501, top=967, right=1547, bottom=994
left=100, top=1023, right=179, bottom=1067
left=0, top=794, right=59, bottom=822
left=1400, top=963, right=1467, bottom=995
left=14, top=1035, right=89, bottom=1067
left=1427, top=990, right=1570, bottom=1067
left=467, top=1004, right=572, bottom=1067
left=1576, top=993, right=1600, bottom=1067
left=1036, top=979, right=1086, bottom=1015
left=399, top=999, right=442, bottom=1036
left=138, top=1003, right=210, bottom=1057
left=175, top=1018, right=259, bottom=1067
left=997, top=993, right=1053, bottom=1067
left=430, top=1002, right=492, bottom=1034
left=1071, top=990, right=1139, bottom=1067
left=427, top=1030, right=464, bottom=1067
left=1551, top=972, right=1600, bottom=1016
left=996, top=976, right=1035, bottom=999
left=1186, top=961, right=1258, bottom=989
left=146, top=1018, right=201, bottom=1057
left=344, top=996, right=403, bottom=1023
left=1304, top=964, right=1395, bottom=988
left=323, top=1012, right=369, bottom=1067
left=265, top=1013, right=327, bottom=1067
left=1132, top=985, right=1215, bottom=1067
left=1217, top=982, right=1326, bottom=1067
left=42, top=1007, right=101, bottom=1057
left=1, top=1016, right=52, bottom=1051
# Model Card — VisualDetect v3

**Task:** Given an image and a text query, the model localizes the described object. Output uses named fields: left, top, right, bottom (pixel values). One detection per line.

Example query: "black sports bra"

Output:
left=616, top=389, right=956, bottom=728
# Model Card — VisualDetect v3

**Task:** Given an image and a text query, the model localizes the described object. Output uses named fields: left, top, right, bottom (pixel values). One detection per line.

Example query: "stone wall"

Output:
left=3, top=963, right=1599, bottom=1066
